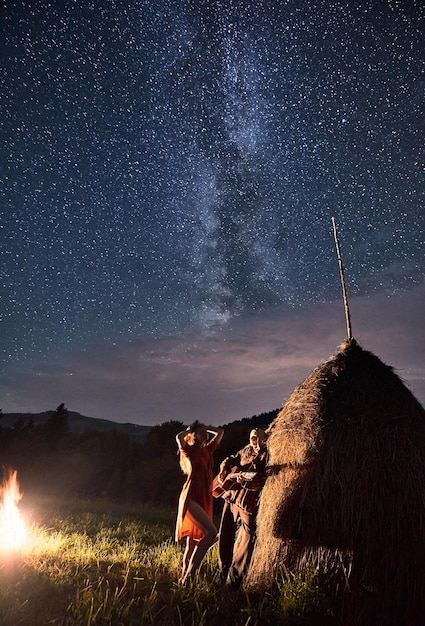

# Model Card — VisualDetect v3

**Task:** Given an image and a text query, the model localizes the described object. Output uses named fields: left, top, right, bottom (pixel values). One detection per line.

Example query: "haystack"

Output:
left=246, top=338, right=425, bottom=626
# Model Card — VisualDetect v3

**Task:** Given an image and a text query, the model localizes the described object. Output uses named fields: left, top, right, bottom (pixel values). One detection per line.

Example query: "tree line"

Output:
left=0, top=405, right=278, bottom=510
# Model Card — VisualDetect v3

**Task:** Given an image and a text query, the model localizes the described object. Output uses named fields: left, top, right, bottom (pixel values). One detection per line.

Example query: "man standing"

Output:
left=216, top=428, right=268, bottom=589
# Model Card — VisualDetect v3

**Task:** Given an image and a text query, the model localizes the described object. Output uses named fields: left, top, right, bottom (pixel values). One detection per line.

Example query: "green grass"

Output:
left=0, top=498, right=333, bottom=625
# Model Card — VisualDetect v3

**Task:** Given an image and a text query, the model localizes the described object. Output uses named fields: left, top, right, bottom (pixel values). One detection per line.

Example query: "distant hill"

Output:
left=0, top=411, right=151, bottom=442
left=0, top=407, right=281, bottom=443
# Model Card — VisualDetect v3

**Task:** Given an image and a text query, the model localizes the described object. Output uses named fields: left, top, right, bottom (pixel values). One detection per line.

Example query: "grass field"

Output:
left=0, top=497, right=333, bottom=625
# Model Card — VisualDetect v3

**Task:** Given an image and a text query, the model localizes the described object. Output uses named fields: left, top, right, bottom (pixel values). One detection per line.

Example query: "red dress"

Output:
left=175, top=439, right=218, bottom=542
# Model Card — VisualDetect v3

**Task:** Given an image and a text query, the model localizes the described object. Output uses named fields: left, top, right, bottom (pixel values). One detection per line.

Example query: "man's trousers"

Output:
left=217, top=500, right=256, bottom=588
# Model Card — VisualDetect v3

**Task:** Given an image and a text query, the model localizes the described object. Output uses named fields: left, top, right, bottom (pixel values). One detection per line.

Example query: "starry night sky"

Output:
left=1, top=0, right=424, bottom=425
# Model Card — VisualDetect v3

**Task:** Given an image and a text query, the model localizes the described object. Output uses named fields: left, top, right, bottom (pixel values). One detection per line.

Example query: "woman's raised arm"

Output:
left=206, top=426, right=224, bottom=445
left=176, top=429, right=189, bottom=448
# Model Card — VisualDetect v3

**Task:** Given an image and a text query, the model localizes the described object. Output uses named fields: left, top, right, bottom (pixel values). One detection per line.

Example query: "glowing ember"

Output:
left=0, top=469, right=26, bottom=551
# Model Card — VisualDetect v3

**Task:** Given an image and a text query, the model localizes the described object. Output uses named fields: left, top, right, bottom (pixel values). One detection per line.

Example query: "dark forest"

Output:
left=0, top=405, right=277, bottom=510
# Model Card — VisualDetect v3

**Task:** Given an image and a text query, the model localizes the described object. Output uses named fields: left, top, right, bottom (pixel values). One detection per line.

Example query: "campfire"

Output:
left=0, top=468, right=26, bottom=551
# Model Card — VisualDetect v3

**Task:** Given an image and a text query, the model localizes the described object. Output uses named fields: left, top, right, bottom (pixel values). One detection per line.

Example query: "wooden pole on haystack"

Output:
left=332, top=216, right=353, bottom=341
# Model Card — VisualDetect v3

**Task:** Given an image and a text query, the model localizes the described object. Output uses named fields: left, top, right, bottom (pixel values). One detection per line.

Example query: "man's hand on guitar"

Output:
left=218, top=469, right=228, bottom=483
left=218, top=460, right=232, bottom=483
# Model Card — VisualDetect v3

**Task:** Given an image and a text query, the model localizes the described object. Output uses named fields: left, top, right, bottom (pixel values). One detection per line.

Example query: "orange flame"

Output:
left=0, top=469, right=26, bottom=551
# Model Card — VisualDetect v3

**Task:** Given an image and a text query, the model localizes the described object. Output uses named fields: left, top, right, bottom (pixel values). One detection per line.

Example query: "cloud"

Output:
left=1, top=284, right=424, bottom=425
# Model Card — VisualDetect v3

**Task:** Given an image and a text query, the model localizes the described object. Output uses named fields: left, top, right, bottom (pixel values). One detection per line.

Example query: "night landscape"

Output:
left=1, top=1, right=424, bottom=624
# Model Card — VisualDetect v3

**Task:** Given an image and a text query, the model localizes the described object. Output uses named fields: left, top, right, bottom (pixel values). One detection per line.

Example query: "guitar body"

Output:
left=212, top=467, right=257, bottom=498
left=212, top=466, right=239, bottom=498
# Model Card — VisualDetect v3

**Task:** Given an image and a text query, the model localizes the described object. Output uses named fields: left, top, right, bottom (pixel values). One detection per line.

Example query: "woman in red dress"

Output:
left=175, top=421, right=224, bottom=584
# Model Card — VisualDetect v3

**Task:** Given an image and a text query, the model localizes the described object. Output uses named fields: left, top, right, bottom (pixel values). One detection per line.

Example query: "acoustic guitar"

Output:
left=212, top=466, right=257, bottom=498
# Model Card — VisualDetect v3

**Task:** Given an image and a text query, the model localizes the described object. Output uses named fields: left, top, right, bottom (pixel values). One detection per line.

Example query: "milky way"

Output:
left=1, top=0, right=424, bottom=376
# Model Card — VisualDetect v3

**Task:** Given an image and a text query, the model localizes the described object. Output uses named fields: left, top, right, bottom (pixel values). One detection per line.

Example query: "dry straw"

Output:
left=246, top=338, right=425, bottom=625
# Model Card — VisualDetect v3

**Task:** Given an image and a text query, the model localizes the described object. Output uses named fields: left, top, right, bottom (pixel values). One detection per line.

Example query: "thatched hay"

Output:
left=245, top=339, right=425, bottom=626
